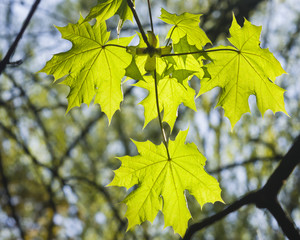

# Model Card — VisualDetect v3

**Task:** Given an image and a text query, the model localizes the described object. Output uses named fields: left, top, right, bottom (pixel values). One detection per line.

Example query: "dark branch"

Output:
left=266, top=200, right=300, bottom=240
left=0, top=0, right=41, bottom=75
left=0, top=121, right=52, bottom=170
left=63, top=176, right=126, bottom=227
left=58, top=86, right=134, bottom=167
left=262, top=135, right=300, bottom=196
left=147, top=0, right=154, bottom=33
left=58, top=111, right=104, bottom=167
left=184, top=135, right=300, bottom=240
left=183, top=191, right=256, bottom=240
left=6, top=73, right=56, bottom=163
left=208, top=155, right=282, bottom=174
left=0, top=153, right=26, bottom=239
left=126, top=0, right=151, bottom=48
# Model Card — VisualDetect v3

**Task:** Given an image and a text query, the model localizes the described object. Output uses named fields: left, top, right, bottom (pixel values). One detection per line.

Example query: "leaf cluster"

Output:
left=39, top=0, right=287, bottom=237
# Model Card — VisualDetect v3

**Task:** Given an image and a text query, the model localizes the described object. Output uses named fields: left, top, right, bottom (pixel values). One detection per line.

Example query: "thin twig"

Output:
left=0, top=122, right=52, bottom=170
left=63, top=176, right=126, bottom=227
left=6, top=72, right=56, bottom=164
left=58, top=86, right=134, bottom=167
left=0, top=0, right=41, bottom=75
left=154, top=70, right=171, bottom=160
left=46, top=183, right=56, bottom=240
left=208, top=155, right=282, bottom=174
left=126, top=0, right=151, bottom=48
left=161, top=48, right=238, bottom=57
left=104, top=44, right=127, bottom=49
left=0, top=153, right=26, bottom=240
left=147, top=0, right=154, bottom=33
left=165, top=26, right=176, bottom=46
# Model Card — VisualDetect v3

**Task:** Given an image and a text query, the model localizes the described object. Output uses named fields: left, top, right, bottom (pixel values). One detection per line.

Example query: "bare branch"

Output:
left=0, top=0, right=41, bottom=75
left=0, top=153, right=26, bottom=239
left=208, top=155, right=282, bottom=174
left=184, top=135, right=300, bottom=240
left=126, top=0, right=151, bottom=48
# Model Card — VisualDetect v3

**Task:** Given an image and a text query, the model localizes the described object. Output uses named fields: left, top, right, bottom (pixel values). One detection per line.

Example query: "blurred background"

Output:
left=0, top=0, right=299, bottom=239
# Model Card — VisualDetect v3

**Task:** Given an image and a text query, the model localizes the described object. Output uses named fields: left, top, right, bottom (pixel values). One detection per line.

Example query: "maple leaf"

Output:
left=159, top=8, right=211, bottom=50
left=84, top=0, right=134, bottom=30
left=39, top=16, right=134, bottom=122
left=108, top=130, right=223, bottom=237
left=198, top=14, right=288, bottom=128
left=134, top=75, right=196, bottom=130
left=165, top=35, right=205, bottom=83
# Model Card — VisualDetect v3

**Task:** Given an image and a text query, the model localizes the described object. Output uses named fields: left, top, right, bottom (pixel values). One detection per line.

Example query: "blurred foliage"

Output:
left=0, top=0, right=299, bottom=239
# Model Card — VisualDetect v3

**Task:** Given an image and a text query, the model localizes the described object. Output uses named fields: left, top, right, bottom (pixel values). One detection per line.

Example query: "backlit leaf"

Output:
left=134, top=75, right=196, bottom=130
left=84, top=0, right=134, bottom=26
left=159, top=8, right=211, bottom=49
left=198, top=14, right=287, bottom=128
left=40, top=16, right=133, bottom=122
left=108, top=130, right=223, bottom=237
left=165, top=36, right=205, bottom=83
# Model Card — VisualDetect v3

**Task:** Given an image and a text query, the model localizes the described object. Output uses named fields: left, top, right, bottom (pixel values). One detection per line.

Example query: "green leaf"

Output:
left=159, top=8, right=211, bottom=49
left=173, top=35, right=204, bottom=61
left=134, top=75, right=196, bottom=133
left=165, top=36, right=205, bottom=83
left=125, top=58, right=144, bottom=81
left=198, top=14, right=288, bottom=128
left=39, top=16, right=134, bottom=123
left=116, top=0, right=134, bottom=24
left=84, top=0, right=133, bottom=25
left=108, top=129, right=223, bottom=237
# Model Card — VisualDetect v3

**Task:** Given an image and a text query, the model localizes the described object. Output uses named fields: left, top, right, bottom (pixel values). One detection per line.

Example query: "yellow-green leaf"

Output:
left=198, top=14, right=288, bottom=128
left=108, top=129, right=223, bottom=237
left=165, top=36, right=205, bottom=83
left=134, top=75, right=196, bottom=130
left=39, top=16, right=133, bottom=123
left=84, top=0, right=134, bottom=27
left=159, top=8, right=211, bottom=49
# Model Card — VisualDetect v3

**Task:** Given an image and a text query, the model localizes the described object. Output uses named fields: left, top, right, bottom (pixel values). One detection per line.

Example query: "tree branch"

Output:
left=262, top=135, right=300, bottom=196
left=0, top=0, right=41, bottom=75
left=183, top=135, right=300, bottom=240
left=183, top=191, right=256, bottom=240
left=208, top=155, right=282, bottom=174
left=0, top=121, right=51, bottom=170
left=126, top=0, right=151, bottom=48
left=57, top=86, right=134, bottom=167
left=0, top=153, right=26, bottom=239
left=266, top=200, right=300, bottom=240
left=154, top=70, right=171, bottom=159
left=63, top=176, right=127, bottom=229
left=147, top=0, right=154, bottom=33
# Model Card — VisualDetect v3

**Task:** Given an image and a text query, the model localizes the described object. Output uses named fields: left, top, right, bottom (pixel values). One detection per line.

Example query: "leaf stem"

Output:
left=161, top=48, right=239, bottom=57
left=126, top=0, right=151, bottom=48
left=104, top=44, right=127, bottom=49
left=154, top=70, right=171, bottom=160
left=165, top=26, right=176, bottom=46
left=147, top=0, right=154, bottom=33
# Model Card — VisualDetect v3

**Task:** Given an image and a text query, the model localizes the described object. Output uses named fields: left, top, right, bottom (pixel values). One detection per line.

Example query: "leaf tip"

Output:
left=65, top=104, right=74, bottom=115
left=230, top=12, right=241, bottom=33
left=78, top=13, right=85, bottom=23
